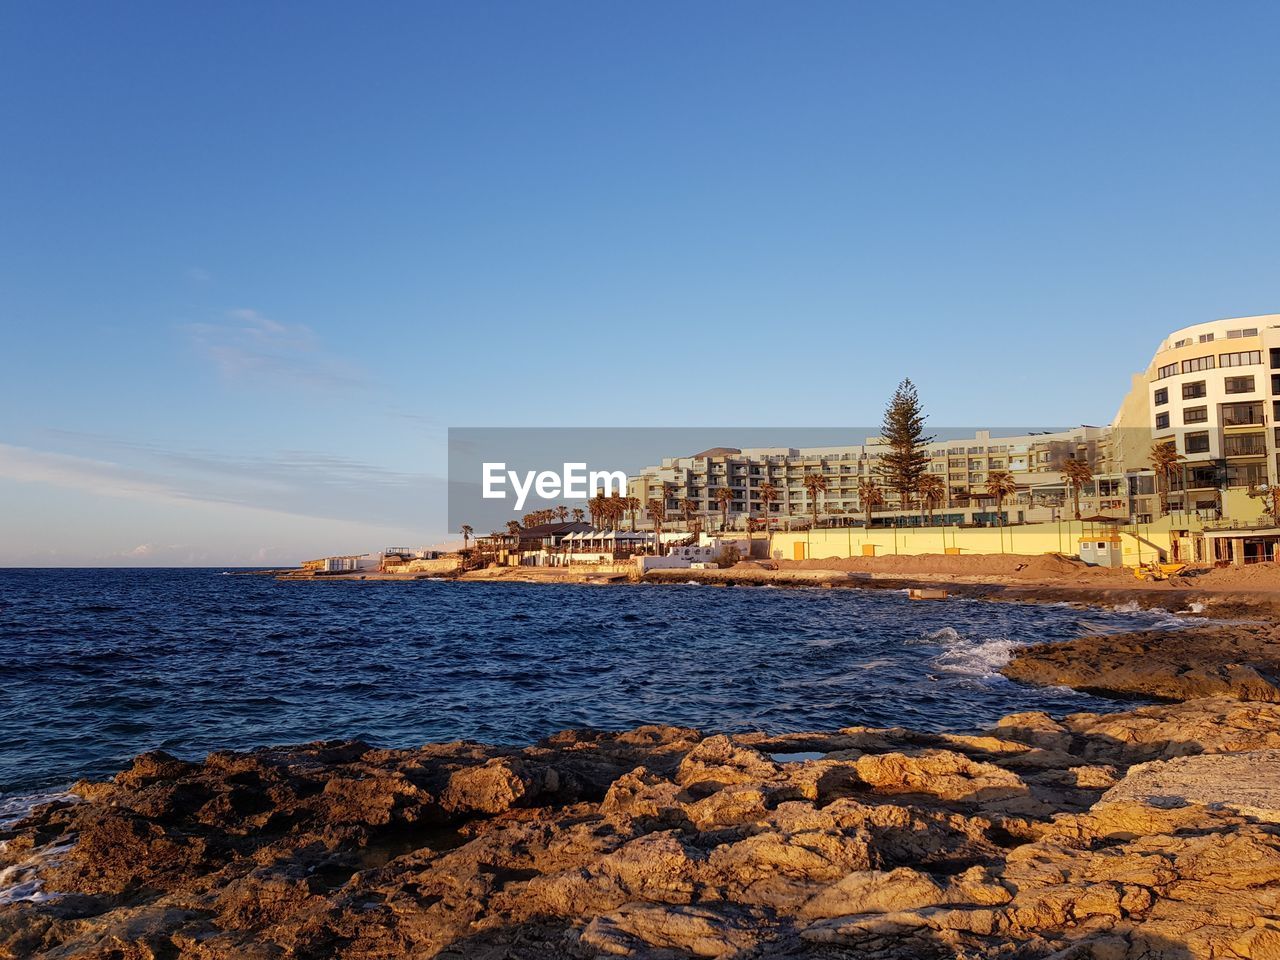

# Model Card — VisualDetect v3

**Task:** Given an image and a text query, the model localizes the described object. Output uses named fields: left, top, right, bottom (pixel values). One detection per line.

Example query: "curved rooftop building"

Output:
left=1113, top=314, right=1280, bottom=518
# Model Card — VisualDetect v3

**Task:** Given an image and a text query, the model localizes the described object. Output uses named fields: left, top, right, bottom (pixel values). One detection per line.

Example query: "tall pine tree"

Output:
left=876, top=378, right=934, bottom=510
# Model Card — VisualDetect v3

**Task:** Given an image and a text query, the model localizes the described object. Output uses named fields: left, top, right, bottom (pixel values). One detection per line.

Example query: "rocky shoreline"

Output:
left=5, top=690, right=1280, bottom=958
left=1004, top=620, right=1280, bottom=703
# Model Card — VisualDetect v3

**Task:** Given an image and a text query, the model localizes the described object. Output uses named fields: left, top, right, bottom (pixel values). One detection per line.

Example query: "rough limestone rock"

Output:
left=5, top=698, right=1280, bottom=958
left=1004, top=622, right=1280, bottom=702
left=1098, top=748, right=1280, bottom=822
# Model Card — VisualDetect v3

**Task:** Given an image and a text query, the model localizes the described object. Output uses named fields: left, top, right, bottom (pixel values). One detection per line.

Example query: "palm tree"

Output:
left=647, top=498, right=666, bottom=554
left=505, top=519, right=521, bottom=539
left=1062, top=458, right=1093, bottom=521
left=626, top=496, right=641, bottom=532
left=802, top=472, right=828, bottom=529
left=916, top=475, right=945, bottom=525
left=681, top=497, right=699, bottom=532
left=758, top=482, right=778, bottom=554
left=715, top=486, right=733, bottom=532
left=985, top=470, right=1018, bottom=526
left=1149, top=443, right=1185, bottom=516
left=571, top=507, right=585, bottom=523
left=459, top=524, right=473, bottom=551
left=555, top=506, right=568, bottom=524
left=858, top=478, right=884, bottom=529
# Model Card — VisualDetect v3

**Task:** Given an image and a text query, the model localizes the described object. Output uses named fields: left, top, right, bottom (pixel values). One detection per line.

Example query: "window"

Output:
left=1219, top=350, right=1261, bottom=368
left=1154, top=387, right=1168, bottom=405
left=1182, top=355, right=1215, bottom=373
left=1182, top=406, right=1208, bottom=424
left=1184, top=431, right=1211, bottom=454
left=1174, top=338, right=1191, bottom=348
left=1155, top=413, right=1170, bottom=430
left=1222, top=402, right=1263, bottom=426
left=1223, top=433, right=1266, bottom=457
left=1227, top=328, right=1258, bottom=339
left=1182, top=381, right=1207, bottom=399
left=1199, top=333, right=1215, bottom=343
left=1271, top=348, right=1280, bottom=369
left=1224, top=375, right=1256, bottom=394
left=1157, top=362, right=1178, bottom=379
left=1227, top=463, right=1268, bottom=487
left=1181, top=464, right=1220, bottom=489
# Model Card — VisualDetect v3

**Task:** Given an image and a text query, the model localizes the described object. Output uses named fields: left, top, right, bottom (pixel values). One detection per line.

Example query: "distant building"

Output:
left=630, top=427, right=1117, bottom=529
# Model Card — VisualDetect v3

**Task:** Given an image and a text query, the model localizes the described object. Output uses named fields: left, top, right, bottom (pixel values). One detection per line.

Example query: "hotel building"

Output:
left=630, top=314, right=1280, bottom=531
left=1117, top=314, right=1280, bottom=517
left=630, top=426, right=1136, bottom=529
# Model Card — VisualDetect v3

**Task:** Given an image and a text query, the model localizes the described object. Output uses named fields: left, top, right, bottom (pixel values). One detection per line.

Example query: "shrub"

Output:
left=715, top=545, right=741, bottom=568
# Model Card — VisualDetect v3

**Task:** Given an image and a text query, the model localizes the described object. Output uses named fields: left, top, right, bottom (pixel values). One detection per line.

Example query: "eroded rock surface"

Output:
left=1003, top=622, right=1280, bottom=702
left=4, top=699, right=1280, bottom=958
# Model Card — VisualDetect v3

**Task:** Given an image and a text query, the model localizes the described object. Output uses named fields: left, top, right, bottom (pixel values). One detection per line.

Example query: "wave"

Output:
left=0, top=835, right=75, bottom=905
left=0, top=791, right=73, bottom=829
left=0, top=791, right=78, bottom=905
left=931, top=637, right=1022, bottom=679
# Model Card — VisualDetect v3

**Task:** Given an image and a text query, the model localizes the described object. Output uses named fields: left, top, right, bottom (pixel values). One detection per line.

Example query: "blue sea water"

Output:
left=0, top=569, right=1185, bottom=796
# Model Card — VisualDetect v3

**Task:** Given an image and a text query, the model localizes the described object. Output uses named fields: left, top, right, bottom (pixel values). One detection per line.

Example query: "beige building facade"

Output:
left=1110, top=314, right=1280, bottom=522
left=631, top=314, right=1280, bottom=534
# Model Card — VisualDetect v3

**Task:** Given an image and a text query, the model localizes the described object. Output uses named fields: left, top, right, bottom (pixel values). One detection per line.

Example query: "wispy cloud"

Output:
left=185, top=308, right=364, bottom=389
left=8, top=433, right=445, bottom=531
left=0, top=443, right=204, bottom=507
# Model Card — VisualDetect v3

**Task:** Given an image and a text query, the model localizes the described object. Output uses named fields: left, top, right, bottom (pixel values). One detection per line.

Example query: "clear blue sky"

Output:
left=2, top=2, right=1277, bottom=565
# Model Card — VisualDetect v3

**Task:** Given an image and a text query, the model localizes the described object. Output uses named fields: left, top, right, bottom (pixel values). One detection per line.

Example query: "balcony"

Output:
left=1222, top=403, right=1266, bottom=427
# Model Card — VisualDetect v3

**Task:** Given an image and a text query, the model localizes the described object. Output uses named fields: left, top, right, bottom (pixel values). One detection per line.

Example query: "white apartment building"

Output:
left=1127, top=315, right=1280, bottom=515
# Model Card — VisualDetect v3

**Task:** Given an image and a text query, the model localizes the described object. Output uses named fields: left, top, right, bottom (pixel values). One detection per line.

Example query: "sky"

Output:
left=1, top=2, right=1278, bottom=565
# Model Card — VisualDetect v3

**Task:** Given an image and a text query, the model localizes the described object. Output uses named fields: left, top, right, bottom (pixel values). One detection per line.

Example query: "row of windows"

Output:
left=1155, top=349, right=1263, bottom=379
left=1156, top=401, right=1266, bottom=431
left=1171, top=328, right=1258, bottom=348
left=1160, top=430, right=1269, bottom=457
left=1155, top=376, right=1258, bottom=405
left=1221, top=350, right=1262, bottom=368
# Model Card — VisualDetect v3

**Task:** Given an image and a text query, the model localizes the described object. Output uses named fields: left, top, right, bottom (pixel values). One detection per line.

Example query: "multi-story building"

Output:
left=630, top=314, right=1280, bottom=532
left=1110, top=314, right=1280, bottom=520
left=629, top=426, right=1130, bottom=529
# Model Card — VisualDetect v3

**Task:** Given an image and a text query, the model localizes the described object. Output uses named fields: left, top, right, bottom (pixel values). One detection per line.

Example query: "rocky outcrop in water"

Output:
left=1003, top=622, right=1280, bottom=702
left=5, top=698, right=1280, bottom=958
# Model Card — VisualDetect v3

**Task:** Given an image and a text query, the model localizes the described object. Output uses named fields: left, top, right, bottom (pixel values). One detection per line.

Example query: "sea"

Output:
left=0, top=568, right=1191, bottom=802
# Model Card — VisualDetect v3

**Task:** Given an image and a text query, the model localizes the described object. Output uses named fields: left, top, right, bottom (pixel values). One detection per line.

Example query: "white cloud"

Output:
left=185, top=308, right=364, bottom=389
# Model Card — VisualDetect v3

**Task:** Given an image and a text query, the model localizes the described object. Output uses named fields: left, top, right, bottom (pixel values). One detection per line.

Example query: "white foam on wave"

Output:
left=904, top=626, right=962, bottom=647
left=0, top=836, right=76, bottom=905
left=0, top=791, right=73, bottom=829
left=906, top=626, right=1023, bottom=680
left=0, top=791, right=77, bottom=905
left=932, top=637, right=1023, bottom=679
